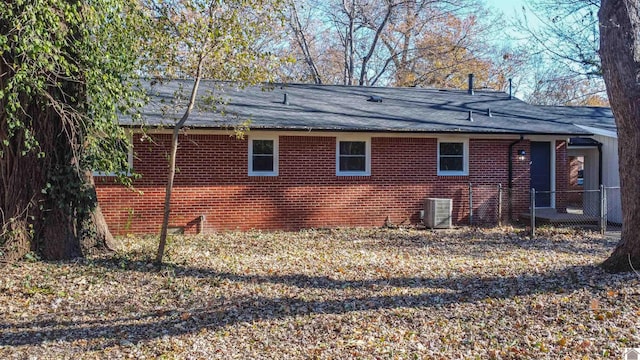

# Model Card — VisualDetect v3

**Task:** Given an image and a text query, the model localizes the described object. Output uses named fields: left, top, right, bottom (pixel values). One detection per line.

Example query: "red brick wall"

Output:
left=555, top=140, right=568, bottom=212
left=96, top=133, right=540, bottom=234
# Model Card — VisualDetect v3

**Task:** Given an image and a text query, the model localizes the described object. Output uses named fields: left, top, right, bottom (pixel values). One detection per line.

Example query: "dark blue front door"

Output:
left=530, top=142, right=551, bottom=207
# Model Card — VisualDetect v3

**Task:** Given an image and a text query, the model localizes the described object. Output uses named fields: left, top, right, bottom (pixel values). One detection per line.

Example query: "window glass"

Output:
left=340, top=156, right=365, bottom=171
left=440, top=142, right=463, bottom=156
left=250, top=139, right=276, bottom=174
left=340, top=141, right=365, bottom=156
left=439, top=156, right=463, bottom=171
left=253, top=140, right=273, bottom=155
left=439, top=142, right=464, bottom=172
left=253, top=155, right=273, bottom=171
left=339, top=141, right=366, bottom=172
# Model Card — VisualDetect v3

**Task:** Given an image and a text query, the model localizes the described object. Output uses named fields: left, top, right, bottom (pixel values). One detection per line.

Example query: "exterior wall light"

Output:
left=518, top=149, right=526, bottom=161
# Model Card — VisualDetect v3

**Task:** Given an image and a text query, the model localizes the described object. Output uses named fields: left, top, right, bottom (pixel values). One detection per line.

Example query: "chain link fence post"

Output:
left=600, top=184, right=607, bottom=234
left=604, top=186, right=608, bottom=233
left=498, top=184, right=503, bottom=227
left=530, top=188, right=536, bottom=237
left=468, top=182, right=473, bottom=226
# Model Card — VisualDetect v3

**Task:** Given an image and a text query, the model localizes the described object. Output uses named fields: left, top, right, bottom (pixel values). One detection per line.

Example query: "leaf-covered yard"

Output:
left=1, top=227, right=638, bottom=359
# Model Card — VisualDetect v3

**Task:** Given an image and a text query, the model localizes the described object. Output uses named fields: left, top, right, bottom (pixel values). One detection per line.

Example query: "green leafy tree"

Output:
left=0, top=0, right=144, bottom=260
left=139, top=0, right=285, bottom=264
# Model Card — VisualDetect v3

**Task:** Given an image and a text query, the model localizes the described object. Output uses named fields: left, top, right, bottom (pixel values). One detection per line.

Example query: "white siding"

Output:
left=594, top=134, right=622, bottom=224
left=594, top=135, right=620, bottom=186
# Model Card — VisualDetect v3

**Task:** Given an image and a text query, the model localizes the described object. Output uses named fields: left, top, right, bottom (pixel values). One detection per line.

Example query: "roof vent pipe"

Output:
left=468, top=74, right=474, bottom=95
left=508, top=78, right=513, bottom=100
left=487, top=108, right=492, bottom=117
left=468, top=110, right=474, bottom=122
left=283, top=93, right=289, bottom=105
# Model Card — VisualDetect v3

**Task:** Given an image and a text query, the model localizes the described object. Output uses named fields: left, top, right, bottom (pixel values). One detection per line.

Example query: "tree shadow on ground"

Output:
left=0, top=260, right=616, bottom=348
left=360, top=227, right=619, bottom=258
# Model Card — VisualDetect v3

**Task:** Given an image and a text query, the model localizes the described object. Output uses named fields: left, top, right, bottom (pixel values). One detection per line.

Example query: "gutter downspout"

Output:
left=598, top=142, right=603, bottom=186
left=508, top=135, right=525, bottom=221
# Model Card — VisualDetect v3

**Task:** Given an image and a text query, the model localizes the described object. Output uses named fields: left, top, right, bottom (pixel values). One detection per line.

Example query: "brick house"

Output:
left=96, top=79, right=595, bottom=235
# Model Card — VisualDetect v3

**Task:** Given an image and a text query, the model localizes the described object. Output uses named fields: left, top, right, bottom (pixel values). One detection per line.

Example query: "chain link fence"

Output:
left=462, top=184, right=621, bottom=235
left=529, top=186, right=621, bottom=236
left=604, top=186, right=622, bottom=229
left=467, top=183, right=507, bottom=226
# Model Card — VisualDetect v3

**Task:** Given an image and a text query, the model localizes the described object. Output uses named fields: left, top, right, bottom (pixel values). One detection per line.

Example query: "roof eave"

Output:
left=120, top=123, right=591, bottom=136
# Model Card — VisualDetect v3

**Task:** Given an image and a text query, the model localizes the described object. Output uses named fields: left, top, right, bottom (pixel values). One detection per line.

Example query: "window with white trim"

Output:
left=336, top=137, right=370, bottom=176
left=249, top=136, right=278, bottom=176
left=437, top=139, right=468, bottom=176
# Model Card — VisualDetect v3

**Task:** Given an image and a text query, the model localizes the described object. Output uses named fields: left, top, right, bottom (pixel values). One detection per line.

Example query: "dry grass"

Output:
left=1, top=227, right=638, bottom=359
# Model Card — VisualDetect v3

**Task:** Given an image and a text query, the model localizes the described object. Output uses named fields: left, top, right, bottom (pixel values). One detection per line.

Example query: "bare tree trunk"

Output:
left=156, top=61, right=204, bottom=265
left=40, top=208, right=83, bottom=260
left=358, top=0, right=393, bottom=86
left=598, top=0, right=640, bottom=272
left=156, top=123, right=182, bottom=264
left=341, top=0, right=355, bottom=85
left=79, top=171, right=117, bottom=255
left=289, top=1, right=322, bottom=84
left=0, top=141, right=38, bottom=261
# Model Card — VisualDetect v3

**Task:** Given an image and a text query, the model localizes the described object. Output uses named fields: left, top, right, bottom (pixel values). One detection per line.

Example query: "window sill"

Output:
left=437, top=171, right=468, bottom=177
left=248, top=172, right=278, bottom=177
left=336, top=172, right=370, bottom=177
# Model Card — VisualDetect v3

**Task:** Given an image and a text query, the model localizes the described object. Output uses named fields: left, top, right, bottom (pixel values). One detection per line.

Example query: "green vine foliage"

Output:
left=0, top=0, right=146, bottom=255
left=1, top=0, right=144, bottom=162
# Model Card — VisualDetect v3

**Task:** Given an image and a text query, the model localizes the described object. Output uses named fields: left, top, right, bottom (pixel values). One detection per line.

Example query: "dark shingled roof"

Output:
left=129, top=80, right=608, bottom=136
left=538, top=105, right=616, bottom=134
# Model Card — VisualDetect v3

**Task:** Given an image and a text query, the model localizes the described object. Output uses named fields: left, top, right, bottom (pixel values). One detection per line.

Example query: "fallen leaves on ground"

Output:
left=0, top=226, right=638, bottom=359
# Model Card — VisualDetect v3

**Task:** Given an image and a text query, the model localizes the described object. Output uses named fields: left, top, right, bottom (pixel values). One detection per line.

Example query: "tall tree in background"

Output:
left=520, top=0, right=601, bottom=76
left=140, top=0, right=284, bottom=264
left=288, top=0, right=323, bottom=84
left=279, top=0, right=517, bottom=90
left=598, top=0, right=640, bottom=272
left=525, top=66, right=609, bottom=106
left=517, top=0, right=608, bottom=105
left=384, top=10, right=512, bottom=89
left=0, top=0, right=143, bottom=261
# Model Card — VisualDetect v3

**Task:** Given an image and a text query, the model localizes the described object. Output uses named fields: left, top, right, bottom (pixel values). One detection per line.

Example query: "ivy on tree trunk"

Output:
left=1, top=0, right=142, bottom=261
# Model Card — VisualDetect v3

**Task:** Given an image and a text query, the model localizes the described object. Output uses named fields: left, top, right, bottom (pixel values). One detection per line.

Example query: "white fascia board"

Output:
left=138, top=128, right=564, bottom=141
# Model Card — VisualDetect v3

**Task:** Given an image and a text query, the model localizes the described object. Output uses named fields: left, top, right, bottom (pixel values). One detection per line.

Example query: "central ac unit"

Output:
left=423, top=198, right=452, bottom=229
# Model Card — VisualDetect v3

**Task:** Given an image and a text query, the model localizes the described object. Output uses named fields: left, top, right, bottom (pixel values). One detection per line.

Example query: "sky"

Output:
left=481, top=0, right=539, bottom=42
left=482, top=0, right=541, bottom=98
left=485, top=0, right=527, bottom=17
